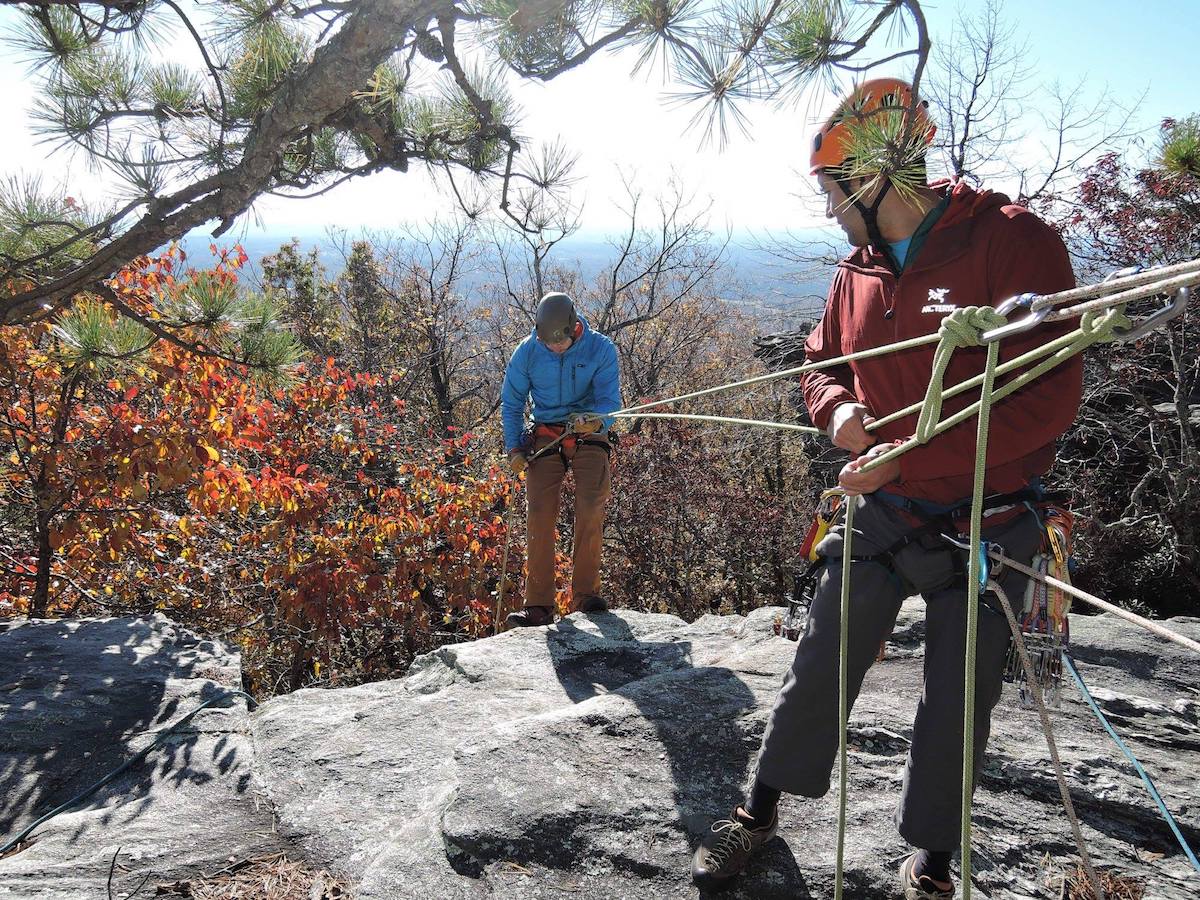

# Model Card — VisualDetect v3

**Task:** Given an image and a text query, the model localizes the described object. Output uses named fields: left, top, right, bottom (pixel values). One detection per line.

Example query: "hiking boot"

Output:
left=576, top=594, right=609, bottom=613
left=900, top=852, right=955, bottom=899
left=505, top=606, right=554, bottom=628
left=691, top=807, right=777, bottom=887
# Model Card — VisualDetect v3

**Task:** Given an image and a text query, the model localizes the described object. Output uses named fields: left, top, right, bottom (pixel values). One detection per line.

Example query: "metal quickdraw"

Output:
left=1002, top=505, right=1075, bottom=708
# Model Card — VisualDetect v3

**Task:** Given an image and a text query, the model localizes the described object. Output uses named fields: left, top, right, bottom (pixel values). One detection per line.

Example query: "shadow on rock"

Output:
left=0, top=615, right=242, bottom=848
left=441, top=612, right=766, bottom=886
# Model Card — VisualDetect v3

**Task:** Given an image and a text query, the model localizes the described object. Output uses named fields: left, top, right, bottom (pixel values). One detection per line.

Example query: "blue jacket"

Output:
left=501, top=318, right=622, bottom=452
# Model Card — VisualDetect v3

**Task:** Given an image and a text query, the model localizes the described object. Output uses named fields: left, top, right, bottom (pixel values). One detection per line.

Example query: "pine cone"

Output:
left=415, top=30, right=445, bottom=63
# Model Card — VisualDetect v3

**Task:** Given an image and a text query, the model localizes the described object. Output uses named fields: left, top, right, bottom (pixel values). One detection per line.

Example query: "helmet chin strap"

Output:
left=836, top=176, right=902, bottom=276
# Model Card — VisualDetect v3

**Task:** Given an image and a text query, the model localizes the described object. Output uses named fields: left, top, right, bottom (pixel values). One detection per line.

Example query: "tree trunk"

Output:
left=30, top=511, right=53, bottom=618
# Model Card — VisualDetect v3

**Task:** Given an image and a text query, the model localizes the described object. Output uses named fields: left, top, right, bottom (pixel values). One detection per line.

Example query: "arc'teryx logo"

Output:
left=922, top=287, right=955, bottom=314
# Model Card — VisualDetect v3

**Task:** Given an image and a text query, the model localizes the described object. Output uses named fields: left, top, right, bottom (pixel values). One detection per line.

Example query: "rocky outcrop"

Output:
left=253, top=604, right=1200, bottom=899
left=2, top=604, right=1198, bottom=898
left=0, top=615, right=288, bottom=898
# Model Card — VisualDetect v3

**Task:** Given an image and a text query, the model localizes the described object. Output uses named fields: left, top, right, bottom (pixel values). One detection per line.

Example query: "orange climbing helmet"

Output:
left=809, top=77, right=937, bottom=175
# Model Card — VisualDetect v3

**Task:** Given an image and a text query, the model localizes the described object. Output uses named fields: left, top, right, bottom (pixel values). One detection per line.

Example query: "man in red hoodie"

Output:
left=692, top=80, right=1082, bottom=897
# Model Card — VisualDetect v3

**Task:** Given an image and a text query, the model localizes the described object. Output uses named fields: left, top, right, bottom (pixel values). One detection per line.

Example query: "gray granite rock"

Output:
left=252, top=604, right=1200, bottom=899
left=3, top=604, right=1197, bottom=899
left=0, top=614, right=288, bottom=898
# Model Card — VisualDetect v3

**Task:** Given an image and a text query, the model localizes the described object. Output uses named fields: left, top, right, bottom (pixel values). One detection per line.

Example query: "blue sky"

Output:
left=0, top=1, right=1195, bottom=241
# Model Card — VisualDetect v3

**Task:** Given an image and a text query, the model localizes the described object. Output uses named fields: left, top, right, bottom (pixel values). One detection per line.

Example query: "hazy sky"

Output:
left=0, top=1, right=1194, bottom=240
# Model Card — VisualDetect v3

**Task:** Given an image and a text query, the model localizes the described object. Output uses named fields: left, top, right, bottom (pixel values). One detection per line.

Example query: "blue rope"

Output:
left=1064, top=654, right=1200, bottom=875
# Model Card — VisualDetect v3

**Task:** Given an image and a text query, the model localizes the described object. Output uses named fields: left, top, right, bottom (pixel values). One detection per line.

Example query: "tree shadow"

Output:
left=0, top=616, right=245, bottom=852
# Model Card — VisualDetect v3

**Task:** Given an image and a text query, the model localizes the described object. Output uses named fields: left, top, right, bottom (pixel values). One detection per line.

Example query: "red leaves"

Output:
left=1, top=252, right=514, bottom=676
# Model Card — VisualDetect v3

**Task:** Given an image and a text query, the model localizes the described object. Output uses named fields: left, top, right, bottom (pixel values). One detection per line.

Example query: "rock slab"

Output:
left=252, top=605, right=1200, bottom=899
left=0, top=614, right=287, bottom=898
left=2, top=605, right=1197, bottom=899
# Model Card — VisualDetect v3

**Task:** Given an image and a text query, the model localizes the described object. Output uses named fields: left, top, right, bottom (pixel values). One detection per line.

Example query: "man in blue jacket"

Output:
left=501, top=292, right=622, bottom=627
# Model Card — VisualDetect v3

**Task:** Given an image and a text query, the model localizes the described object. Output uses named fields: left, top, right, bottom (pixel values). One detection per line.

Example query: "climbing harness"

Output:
left=527, top=422, right=581, bottom=469
left=521, top=418, right=613, bottom=471
left=778, top=485, right=1040, bottom=644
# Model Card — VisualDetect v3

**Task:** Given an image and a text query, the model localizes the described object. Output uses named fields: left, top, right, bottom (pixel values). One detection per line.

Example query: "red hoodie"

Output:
left=801, top=181, right=1082, bottom=505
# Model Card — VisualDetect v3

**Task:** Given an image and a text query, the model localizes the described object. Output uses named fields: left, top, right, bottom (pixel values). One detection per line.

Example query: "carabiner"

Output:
left=980, top=292, right=1049, bottom=343
left=940, top=534, right=1006, bottom=583
left=1111, top=286, right=1190, bottom=343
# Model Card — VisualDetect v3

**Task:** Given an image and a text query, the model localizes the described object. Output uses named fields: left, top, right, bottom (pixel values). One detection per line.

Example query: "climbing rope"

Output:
left=956, top=335, right=1000, bottom=898
left=612, top=411, right=819, bottom=434
left=835, top=499, right=856, bottom=900
left=1063, top=654, right=1200, bottom=877
left=915, top=306, right=1007, bottom=444
left=0, top=690, right=257, bottom=857
left=493, top=482, right=522, bottom=635
left=991, top=581, right=1107, bottom=900
left=856, top=308, right=1132, bottom=474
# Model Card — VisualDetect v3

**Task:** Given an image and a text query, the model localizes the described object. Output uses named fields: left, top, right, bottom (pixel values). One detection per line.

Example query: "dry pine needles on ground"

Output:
left=153, top=852, right=350, bottom=899
left=1053, top=862, right=1145, bottom=900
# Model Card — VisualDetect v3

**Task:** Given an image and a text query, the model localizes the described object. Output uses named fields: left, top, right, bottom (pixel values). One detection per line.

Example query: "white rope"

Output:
left=974, top=546, right=1200, bottom=657
left=1034, top=258, right=1200, bottom=313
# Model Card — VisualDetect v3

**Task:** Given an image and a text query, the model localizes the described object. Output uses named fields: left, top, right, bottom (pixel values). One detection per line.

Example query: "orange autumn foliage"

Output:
left=0, top=249, right=521, bottom=694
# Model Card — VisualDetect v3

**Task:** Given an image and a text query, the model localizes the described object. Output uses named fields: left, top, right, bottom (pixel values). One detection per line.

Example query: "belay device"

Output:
left=1002, top=505, right=1075, bottom=707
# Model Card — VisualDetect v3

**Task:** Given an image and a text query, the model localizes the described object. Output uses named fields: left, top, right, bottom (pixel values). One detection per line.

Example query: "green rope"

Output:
left=859, top=308, right=1131, bottom=475
left=915, top=307, right=1008, bottom=443
left=866, top=324, right=1086, bottom=434
left=960, top=339, right=1000, bottom=898
left=835, top=498, right=855, bottom=900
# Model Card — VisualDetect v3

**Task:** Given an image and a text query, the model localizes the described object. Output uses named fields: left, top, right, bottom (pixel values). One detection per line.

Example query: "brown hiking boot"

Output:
left=900, top=852, right=955, bottom=899
left=576, top=594, right=609, bottom=613
left=505, top=605, right=554, bottom=628
left=691, top=807, right=777, bottom=887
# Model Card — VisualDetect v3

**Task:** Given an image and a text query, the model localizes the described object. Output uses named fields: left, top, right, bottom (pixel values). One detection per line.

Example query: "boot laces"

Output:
left=706, top=818, right=754, bottom=870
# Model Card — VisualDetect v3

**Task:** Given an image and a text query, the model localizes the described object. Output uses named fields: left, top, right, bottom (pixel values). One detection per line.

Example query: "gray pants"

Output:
left=755, top=493, right=1043, bottom=851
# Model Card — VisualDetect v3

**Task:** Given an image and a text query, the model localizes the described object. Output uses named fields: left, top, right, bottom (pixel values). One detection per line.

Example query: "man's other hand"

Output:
left=839, top=443, right=901, bottom=496
left=571, top=414, right=603, bottom=434
left=827, top=402, right=876, bottom=453
left=508, top=450, right=528, bottom=476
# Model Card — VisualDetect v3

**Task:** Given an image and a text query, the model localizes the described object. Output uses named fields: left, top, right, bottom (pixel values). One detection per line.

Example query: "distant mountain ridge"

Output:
left=173, top=228, right=835, bottom=320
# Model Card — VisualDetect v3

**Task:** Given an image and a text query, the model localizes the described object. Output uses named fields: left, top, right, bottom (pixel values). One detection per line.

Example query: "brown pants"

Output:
left=524, top=438, right=611, bottom=609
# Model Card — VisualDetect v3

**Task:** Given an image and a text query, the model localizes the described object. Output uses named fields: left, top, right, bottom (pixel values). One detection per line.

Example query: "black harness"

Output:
left=791, top=486, right=1044, bottom=614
